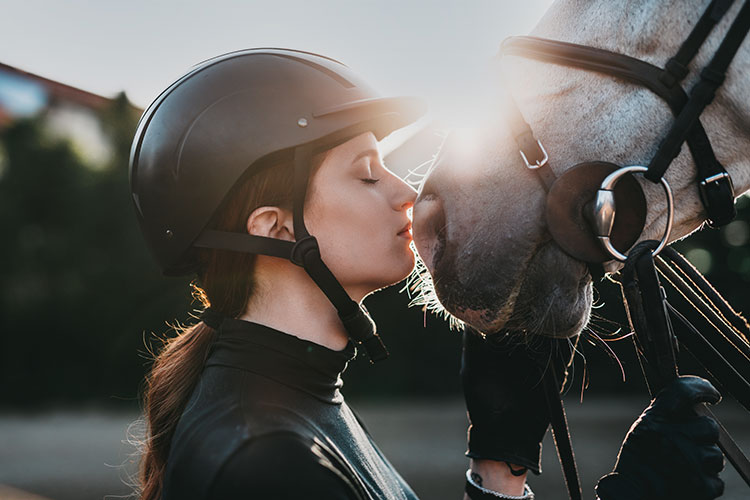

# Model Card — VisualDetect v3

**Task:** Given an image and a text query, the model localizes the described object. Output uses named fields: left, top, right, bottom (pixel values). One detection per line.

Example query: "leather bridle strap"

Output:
left=500, top=34, right=735, bottom=227
left=498, top=0, right=748, bottom=227
left=660, top=0, right=735, bottom=87
left=646, top=0, right=750, bottom=188
left=502, top=87, right=557, bottom=191
left=543, top=360, right=582, bottom=500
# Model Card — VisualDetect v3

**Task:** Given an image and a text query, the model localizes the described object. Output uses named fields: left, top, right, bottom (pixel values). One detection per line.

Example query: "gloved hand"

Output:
left=461, top=328, right=572, bottom=475
left=596, top=376, right=725, bottom=500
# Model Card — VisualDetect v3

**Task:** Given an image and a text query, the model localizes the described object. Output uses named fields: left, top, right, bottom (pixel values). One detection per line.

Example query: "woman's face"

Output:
left=304, top=132, right=417, bottom=299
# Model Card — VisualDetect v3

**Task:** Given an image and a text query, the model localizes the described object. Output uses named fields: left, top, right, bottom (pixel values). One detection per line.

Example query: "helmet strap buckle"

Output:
left=290, top=235, right=320, bottom=267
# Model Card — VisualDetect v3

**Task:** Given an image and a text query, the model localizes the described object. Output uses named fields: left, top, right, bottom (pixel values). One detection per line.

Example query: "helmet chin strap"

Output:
left=290, top=144, right=389, bottom=363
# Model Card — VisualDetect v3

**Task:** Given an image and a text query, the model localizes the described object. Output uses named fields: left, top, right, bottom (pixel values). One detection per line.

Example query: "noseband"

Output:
left=497, top=1, right=750, bottom=499
left=501, top=0, right=748, bottom=265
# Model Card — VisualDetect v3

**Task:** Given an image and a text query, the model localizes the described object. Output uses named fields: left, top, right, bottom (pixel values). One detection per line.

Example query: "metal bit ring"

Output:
left=593, top=165, right=674, bottom=262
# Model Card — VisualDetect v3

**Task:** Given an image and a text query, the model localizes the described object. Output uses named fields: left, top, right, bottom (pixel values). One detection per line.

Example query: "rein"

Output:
left=495, top=1, right=750, bottom=498
left=618, top=242, right=750, bottom=487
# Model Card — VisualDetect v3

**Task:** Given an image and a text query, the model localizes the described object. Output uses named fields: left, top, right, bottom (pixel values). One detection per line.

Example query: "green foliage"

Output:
left=672, top=194, right=750, bottom=288
left=0, top=103, right=193, bottom=408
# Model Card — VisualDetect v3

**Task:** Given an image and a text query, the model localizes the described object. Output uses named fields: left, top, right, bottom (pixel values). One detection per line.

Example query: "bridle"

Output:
left=502, top=0, right=747, bottom=266
left=496, top=1, right=750, bottom=498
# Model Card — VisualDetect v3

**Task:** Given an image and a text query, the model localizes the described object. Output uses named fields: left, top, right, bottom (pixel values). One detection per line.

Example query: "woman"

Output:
left=130, top=49, right=725, bottom=500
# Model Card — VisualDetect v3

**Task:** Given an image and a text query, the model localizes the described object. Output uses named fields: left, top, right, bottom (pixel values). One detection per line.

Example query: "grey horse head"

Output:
left=412, top=0, right=750, bottom=338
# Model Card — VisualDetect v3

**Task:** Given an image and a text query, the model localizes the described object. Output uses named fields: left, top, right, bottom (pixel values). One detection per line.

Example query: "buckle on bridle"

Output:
left=700, top=171, right=733, bottom=191
left=519, top=139, right=549, bottom=170
left=699, top=171, right=736, bottom=227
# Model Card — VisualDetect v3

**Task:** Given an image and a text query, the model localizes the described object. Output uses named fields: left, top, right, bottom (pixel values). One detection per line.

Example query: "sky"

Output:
left=1, top=0, right=554, bottom=125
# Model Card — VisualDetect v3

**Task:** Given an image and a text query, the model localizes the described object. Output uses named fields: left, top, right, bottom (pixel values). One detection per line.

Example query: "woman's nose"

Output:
left=393, top=175, right=417, bottom=211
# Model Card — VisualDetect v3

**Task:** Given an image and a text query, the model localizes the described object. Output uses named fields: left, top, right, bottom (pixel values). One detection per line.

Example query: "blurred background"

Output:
left=1, top=1, right=749, bottom=499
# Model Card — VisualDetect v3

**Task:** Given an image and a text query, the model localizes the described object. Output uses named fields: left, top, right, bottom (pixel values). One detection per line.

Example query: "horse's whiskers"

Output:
left=404, top=244, right=465, bottom=331
left=584, top=328, right=627, bottom=383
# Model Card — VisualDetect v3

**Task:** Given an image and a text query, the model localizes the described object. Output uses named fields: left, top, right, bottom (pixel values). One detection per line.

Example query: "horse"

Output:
left=411, top=0, right=750, bottom=340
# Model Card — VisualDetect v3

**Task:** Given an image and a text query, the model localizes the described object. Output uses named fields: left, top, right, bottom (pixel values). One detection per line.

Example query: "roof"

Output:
left=0, top=61, right=113, bottom=111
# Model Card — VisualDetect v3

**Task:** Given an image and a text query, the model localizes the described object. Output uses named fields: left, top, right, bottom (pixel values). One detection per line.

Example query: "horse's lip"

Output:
left=413, top=196, right=446, bottom=272
left=503, top=240, right=592, bottom=337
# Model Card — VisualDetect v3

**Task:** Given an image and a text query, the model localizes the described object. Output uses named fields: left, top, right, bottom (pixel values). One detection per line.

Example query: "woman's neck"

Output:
left=239, top=260, right=352, bottom=351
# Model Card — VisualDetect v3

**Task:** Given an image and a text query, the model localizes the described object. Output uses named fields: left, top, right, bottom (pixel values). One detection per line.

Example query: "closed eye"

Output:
left=361, top=178, right=380, bottom=185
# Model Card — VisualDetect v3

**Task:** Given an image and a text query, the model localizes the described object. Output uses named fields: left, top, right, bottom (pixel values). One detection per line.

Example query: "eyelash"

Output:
left=361, top=177, right=380, bottom=185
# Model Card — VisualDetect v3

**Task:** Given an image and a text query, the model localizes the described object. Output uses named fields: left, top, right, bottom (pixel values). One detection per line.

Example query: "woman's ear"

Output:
left=246, top=206, right=295, bottom=241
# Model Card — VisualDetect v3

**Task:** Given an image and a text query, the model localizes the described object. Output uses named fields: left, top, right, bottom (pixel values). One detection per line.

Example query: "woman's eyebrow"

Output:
left=351, top=148, right=379, bottom=164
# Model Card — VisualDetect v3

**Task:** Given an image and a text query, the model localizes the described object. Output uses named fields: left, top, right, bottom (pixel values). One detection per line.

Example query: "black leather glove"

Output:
left=461, top=329, right=571, bottom=475
left=596, top=376, right=724, bottom=500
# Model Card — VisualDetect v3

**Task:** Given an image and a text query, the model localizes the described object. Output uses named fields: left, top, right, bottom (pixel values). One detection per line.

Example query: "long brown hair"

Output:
left=137, top=152, right=327, bottom=500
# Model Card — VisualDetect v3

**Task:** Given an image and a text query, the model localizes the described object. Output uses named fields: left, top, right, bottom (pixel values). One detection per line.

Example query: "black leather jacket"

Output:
left=161, top=318, right=418, bottom=500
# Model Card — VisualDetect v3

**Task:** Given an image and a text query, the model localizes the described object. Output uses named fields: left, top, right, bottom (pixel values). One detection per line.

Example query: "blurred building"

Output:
left=0, top=62, right=137, bottom=166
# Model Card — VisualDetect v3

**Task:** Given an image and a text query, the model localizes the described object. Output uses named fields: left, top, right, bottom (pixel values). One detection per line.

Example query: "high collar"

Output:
left=205, top=318, right=357, bottom=404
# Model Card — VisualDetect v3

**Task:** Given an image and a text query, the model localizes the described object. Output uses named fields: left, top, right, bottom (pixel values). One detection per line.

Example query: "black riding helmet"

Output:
left=129, top=48, right=426, bottom=362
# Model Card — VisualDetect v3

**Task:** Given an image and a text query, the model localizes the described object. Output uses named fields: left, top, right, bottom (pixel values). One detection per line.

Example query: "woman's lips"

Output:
left=397, top=221, right=413, bottom=239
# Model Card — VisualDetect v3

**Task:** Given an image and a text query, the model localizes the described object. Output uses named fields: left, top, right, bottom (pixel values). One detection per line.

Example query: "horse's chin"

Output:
left=423, top=240, right=593, bottom=339
left=508, top=242, right=593, bottom=338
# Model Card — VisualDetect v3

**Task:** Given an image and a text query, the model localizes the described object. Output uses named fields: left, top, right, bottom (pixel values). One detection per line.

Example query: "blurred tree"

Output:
left=0, top=97, right=192, bottom=407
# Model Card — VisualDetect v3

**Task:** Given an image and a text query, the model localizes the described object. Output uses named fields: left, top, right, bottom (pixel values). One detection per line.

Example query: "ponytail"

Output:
left=138, top=320, right=217, bottom=500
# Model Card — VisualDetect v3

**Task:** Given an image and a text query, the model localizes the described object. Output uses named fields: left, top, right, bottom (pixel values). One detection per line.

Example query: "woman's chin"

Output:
left=386, top=256, right=417, bottom=288
left=353, top=256, right=416, bottom=299
left=390, top=245, right=417, bottom=279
